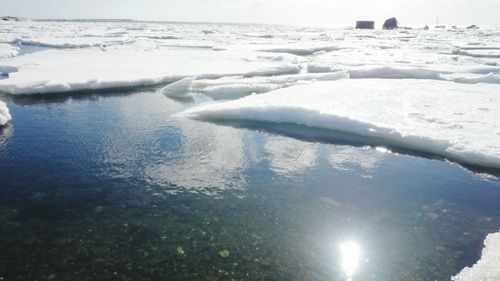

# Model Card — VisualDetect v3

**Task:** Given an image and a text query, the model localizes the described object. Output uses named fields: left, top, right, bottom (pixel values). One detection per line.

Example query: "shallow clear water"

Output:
left=0, top=90, right=499, bottom=281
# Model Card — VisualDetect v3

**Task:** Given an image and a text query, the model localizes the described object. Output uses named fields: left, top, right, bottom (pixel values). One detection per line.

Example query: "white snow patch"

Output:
left=11, top=37, right=134, bottom=49
left=0, top=100, right=11, bottom=126
left=0, top=43, right=20, bottom=59
left=452, top=232, right=500, bottom=281
left=161, top=77, right=197, bottom=98
left=308, top=64, right=500, bottom=84
left=185, top=79, right=500, bottom=169
left=161, top=72, right=349, bottom=100
left=0, top=48, right=300, bottom=95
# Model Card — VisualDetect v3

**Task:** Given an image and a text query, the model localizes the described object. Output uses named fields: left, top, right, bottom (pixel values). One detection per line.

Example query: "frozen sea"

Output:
left=0, top=20, right=499, bottom=281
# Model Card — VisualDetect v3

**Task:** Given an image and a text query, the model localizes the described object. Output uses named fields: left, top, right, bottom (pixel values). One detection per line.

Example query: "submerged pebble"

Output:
left=177, top=246, right=186, bottom=256
left=219, top=250, right=230, bottom=258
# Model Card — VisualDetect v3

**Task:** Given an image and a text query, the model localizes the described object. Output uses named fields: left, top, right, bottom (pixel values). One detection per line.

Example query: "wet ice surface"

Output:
left=0, top=20, right=500, bottom=281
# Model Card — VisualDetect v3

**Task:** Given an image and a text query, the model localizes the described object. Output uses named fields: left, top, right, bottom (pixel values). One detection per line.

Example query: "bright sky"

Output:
left=1, top=0, right=499, bottom=25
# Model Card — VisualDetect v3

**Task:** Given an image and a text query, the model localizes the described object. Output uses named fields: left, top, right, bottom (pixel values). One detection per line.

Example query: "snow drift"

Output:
left=185, top=79, right=500, bottom=170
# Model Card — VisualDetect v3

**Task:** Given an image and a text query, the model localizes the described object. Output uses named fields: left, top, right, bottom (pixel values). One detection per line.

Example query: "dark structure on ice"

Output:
left=466, top=25, right=480, bottom=29
left=383, top=17, right=399, bottom=30
left=356, top=21, right=375, bottom=29
left=1, top=16, right=22, bottom=21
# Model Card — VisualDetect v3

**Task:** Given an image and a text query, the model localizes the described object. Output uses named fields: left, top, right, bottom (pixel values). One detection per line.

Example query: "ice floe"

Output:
left=161, top=72, right=349, bottom=100
left=453, top=231, right=500, bottom=281
left=453, top=48, right=500, bottom=59
left=306, top=64, right=500, bottom=84
left=452, top=73, right=500, bottom=84
left=0, top=48, right=300, bottom=95
left=347, top=66, right=446, bottom=80
left=185, top=79, right=500, bottom=170
left=0, top=43, right=20, bottom=59
left=0, top=100, right=11, bottom=126
left=258, top=45, right=340, bottom=56
left=1, top=20, right=500, bottom=94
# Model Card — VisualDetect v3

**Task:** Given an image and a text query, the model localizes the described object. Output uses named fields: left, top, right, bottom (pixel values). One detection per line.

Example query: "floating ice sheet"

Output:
left=0, top=48, right=300, bottom=95
left=161, top=72, right=349, bottom=100
left=1, top=20, right=500, bottom=95
left=0, top=100, right=11, bottom=126
left=453, top=232, right=500, bottom=281
left=307, top=64, right=500, bottom=85
left=185, top=79, right=500, bottom=170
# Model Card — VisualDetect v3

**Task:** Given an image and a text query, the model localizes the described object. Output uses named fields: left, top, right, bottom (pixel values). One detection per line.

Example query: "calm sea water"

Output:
left=0, top=90, right=499, bottom=281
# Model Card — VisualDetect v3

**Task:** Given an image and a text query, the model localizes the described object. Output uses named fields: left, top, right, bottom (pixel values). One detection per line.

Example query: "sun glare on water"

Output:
left=340, top=241, right=362, bottom=280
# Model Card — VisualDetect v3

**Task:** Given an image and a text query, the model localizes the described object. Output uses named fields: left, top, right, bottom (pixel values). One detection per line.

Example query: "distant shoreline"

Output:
left=2, top=16, right=497, bottom=29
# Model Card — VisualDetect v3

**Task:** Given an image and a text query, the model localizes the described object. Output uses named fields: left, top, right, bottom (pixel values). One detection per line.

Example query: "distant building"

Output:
left=356, top=21, right=375, bottom=29
left=383, top=17, right=399, bottom=30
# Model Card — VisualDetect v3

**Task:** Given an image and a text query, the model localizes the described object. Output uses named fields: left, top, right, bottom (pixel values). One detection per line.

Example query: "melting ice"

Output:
left=185, top=79, right=500, bottom=170
left=0, top=100, right=11, bottom=126
left=453, top=232, right=500, bottom=281
left=0, top=20, right=499, bottom=280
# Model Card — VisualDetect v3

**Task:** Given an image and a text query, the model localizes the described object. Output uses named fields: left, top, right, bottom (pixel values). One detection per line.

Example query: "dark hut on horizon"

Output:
left=383, top=17, right=399, bottom=29
left=356, top=21, right=375, bottom=29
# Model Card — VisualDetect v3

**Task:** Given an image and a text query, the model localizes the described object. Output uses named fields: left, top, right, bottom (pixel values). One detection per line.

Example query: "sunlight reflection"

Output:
left=340, top=241, right=361, bottom=280
left=375, top=146, right=391, bottom=154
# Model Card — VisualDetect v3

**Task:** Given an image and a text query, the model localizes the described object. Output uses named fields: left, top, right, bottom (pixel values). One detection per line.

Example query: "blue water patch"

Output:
left=0, top=90, right=499, bottom=281
left=18, top=44, right=50, bottom=55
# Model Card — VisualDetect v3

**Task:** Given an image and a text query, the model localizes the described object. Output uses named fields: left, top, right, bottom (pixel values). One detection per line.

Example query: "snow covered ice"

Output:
left=0, top=20, right=498, bottom=169
left=160, top=72, right=349, bottom=100
left=1, top=21, right=500, bottom=95
left=0, top=48, right=300, bottom=95
left=453, top=231, right=500, bottom=281
left=0, top=43, right=19, bottom=59
left=0, top=18, right=499, bottom=281
left=186, top=79, right=500, bottom=170
left=0, top=100, right=11, bottom=126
